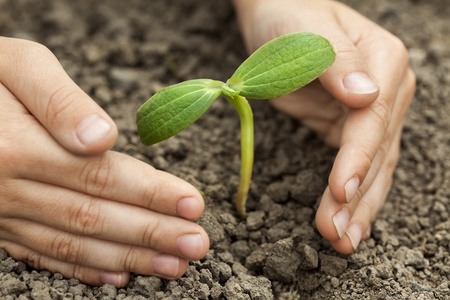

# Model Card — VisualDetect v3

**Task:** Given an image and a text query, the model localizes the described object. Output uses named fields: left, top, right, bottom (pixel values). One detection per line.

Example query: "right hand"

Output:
left=232, top=0, right=415, bottom=254
left=0, top=37, right=209, bottom=287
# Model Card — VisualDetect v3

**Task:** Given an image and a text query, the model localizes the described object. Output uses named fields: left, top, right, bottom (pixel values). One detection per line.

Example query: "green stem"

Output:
left=224, top=94, right=254, bottom=217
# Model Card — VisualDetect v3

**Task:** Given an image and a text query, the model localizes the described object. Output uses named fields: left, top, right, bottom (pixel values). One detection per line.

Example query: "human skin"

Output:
left=0, top=37, right=209, bottom=287
left=0, top=0, right=415, bottom=288
left=232, top=0, right=416, bottom=254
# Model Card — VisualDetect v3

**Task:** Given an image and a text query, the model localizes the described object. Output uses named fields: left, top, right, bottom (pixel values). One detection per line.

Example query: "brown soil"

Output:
left=1, top=0, right=449, bottom=299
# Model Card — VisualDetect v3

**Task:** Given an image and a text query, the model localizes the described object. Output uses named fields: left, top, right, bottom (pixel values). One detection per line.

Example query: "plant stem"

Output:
left=224, top=94, right=254, bottom=217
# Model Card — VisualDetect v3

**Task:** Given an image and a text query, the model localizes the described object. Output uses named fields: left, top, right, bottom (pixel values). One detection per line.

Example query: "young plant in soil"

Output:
left=136, top=32, right=335, bottom=217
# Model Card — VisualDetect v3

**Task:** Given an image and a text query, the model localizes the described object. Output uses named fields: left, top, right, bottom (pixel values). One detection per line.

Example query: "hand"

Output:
left=232, top=0, right=415, bottom=253
left=0, top=37, right=209, bottom=287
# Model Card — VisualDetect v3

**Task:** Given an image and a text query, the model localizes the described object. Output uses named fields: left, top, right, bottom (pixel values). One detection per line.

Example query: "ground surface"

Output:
left=1, top=0, right=449, bottom=299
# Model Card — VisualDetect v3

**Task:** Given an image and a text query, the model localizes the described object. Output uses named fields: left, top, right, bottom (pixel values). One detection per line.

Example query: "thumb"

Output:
left=318, top=31, right=380, bottom=109
left=0, top=38, right=117, bottom=155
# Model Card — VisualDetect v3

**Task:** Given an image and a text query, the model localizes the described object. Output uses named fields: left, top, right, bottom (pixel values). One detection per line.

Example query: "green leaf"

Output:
left=137, top=79, right=223, bottom=145
left=226, top=32, right=336, bottom=99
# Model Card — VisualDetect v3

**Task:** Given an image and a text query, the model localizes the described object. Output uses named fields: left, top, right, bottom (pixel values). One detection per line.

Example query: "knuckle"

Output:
left=68, top=198, right=104, bottom=236
left=358, top=143, right=376, bottom=174
left=142, top=183, right=158, bottom=209
left=376, top=141, right=390, bottom=166
left=79, top=156, right=115, bottom=196
left=407, top=68, right=416, bottom=86
left=51, top=234, right=82, bottom=264
left=0, top=129, right=25, bottom=173
left=25, top=40, right=54, bottom=57
left=24, top=250, right=45, bottom=270
left=334, top=46, right=361, bottom=65
left=405, top=69, right=417, bottom=96
left=385, top=145, right=400, bottom=175
left=357, top=199, right=374, bottom=221
left=385, top=172, right=394, bottom=191
left=140, top=220, right=161, bottom=248
left=390, top=36, right=409, bottom=59
left=71, top=264, right=86, bottom=283
left=11, top=40, right=55, bottom=63
left=1, top=39, right=56, bottom=74
left=367, top=33, right=409, bottom=69
left=140, top=167, right=161, bottom=208
left=368, top=96, right=392, bottom=132
left=385, top=35, right=410, bottom=70
left=0, top=182, right=24, bottom=216
left=0, top=146, right=16, bottom=171
left=45, top=85, right=79, bottom=126
left=121, top=246, right=140, bottom=271
left=11, top=41, right=78, bottom=127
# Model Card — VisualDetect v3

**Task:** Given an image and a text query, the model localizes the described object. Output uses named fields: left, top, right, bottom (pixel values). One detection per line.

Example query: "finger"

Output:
left=13, top=147, right=204, bottom=220
left=240, top=1, right=381, bottom=108
left=1, top=92, right=205, bottom=221
left=2, top=104, right=204, bottom=220
left=328, top=59, right=413, bottom=204
left=0, top=242, right=130, bottom=287
left=0, top=219, right=190, bottom=280
left=316, top=68, right=415, bottom=244
left=316, top=19, right=381, bottom=108
left=315, top=129, right=399, bottom=245
left=0, top=37, right=117, bottom=154
left=281, top=2, right=382, bottom=107
left=3, top=179, right=209, bottom=259
left=278, top=2, right=383, bottom=108
left=330, top=128, right=402, bottom=254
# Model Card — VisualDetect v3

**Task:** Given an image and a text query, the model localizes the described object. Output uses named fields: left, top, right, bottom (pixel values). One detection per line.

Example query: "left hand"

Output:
left=0, top=37, right=209, bottom=287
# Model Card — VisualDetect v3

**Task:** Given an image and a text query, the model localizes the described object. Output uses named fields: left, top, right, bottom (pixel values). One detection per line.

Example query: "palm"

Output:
left=270, top=80, right=348, bottom=148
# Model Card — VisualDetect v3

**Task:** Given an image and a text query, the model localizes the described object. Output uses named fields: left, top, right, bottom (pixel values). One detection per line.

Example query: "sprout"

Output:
left=137, top=32, right=335, bottom=217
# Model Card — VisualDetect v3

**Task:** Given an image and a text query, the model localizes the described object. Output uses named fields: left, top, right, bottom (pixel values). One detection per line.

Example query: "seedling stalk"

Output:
left=224, top=94, right=254, bottom=217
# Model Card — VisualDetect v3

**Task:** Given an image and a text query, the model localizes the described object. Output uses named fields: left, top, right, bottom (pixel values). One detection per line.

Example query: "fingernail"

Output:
left=332, top=208, right=350, bottom=239
left=346, top=223, right=363, bottom=251
left=343, top=72, right=379, bottom=94
left=177, top=234, right=204, bottom=259
left=344, top=176, right=360, bottom=203
left=153, top=254, right=180, bottom=279
left=99, top=271, right=124, bottom=287
left=76, top=114, right=112, bottom=146
left=177, top=197, right=200, bottom=220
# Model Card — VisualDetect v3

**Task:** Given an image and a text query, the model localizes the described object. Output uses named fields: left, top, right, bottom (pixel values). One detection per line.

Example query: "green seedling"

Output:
left=136, top=32, right=335, bottom=217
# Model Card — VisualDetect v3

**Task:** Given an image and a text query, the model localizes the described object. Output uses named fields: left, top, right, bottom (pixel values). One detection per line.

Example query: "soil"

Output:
left=1, top=0, right=449, bottom=299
